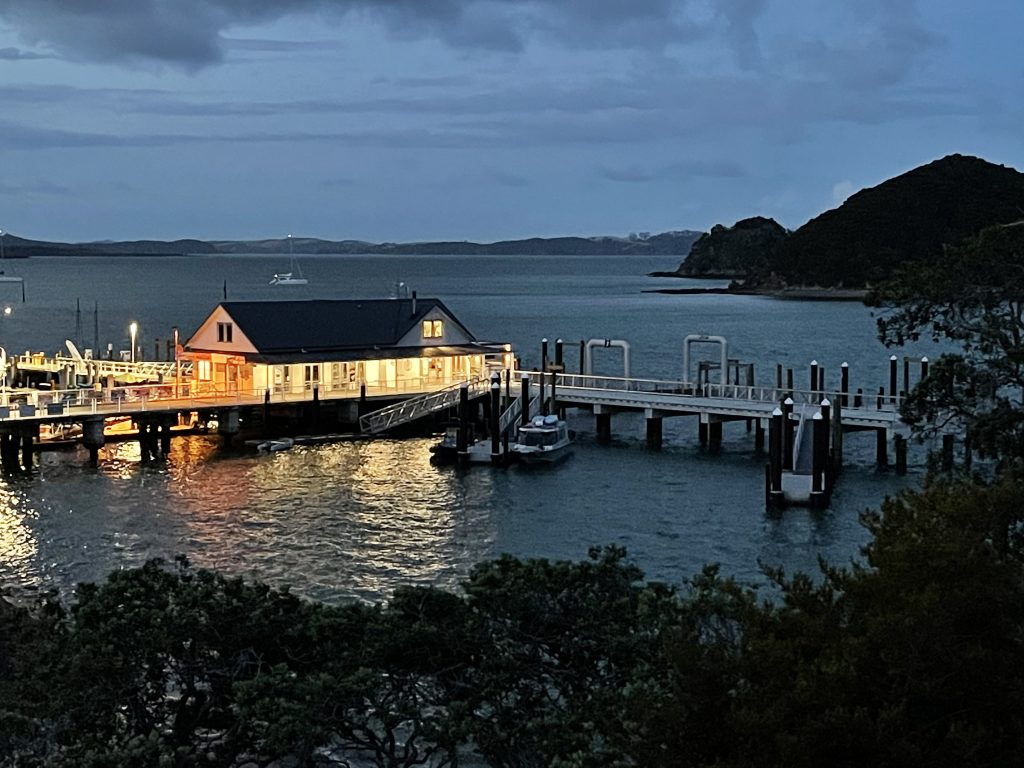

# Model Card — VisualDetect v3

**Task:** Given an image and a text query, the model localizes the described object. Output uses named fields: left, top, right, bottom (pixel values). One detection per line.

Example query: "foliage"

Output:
left=3, top=485, right=1024, bottom=768
left=868, top=221, right=1024, bottom=462
left=676, top=217, right=789, bottom=278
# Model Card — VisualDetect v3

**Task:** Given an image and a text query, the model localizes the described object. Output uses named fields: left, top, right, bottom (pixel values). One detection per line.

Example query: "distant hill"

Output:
left=771, top=154, right=1024, bottom=287
left=212, top=231, right=702, bottom=257
left=673, top=217, right=788, bottom=278
left=0, top=231, right=701, bottom=259
left=659, top=154, right=1024, bottom=291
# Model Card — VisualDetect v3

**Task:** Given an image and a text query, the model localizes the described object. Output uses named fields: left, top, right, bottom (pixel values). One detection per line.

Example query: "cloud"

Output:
left=0, top=0, right=758, bottom=68
left=599, top=159, right=747, bottom=183
left=0, top=45, right=46, bottom=59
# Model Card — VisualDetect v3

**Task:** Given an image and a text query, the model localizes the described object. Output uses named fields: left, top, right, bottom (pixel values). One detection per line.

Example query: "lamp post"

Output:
left=129, top=321, right=138, bottom=364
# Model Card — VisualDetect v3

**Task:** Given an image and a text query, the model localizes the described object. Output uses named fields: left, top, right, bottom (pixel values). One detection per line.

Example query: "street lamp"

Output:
left=129, top=321, right=138, bottom=364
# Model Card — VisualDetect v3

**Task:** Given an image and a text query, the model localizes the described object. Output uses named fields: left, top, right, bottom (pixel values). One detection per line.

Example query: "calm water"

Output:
left=0, top=254, right=939, bottom=602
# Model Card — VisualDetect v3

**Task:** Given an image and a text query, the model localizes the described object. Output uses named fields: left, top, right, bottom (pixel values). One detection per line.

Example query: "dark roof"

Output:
left=203, top=298, right=474, bottom=354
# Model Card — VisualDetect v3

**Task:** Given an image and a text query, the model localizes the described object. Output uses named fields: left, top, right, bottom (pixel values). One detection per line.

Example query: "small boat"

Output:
left=257, top=437, right=295, bottom=452
left=512, top=414, right=574, bottom=465
left=271, top=235, right=308, bottom=285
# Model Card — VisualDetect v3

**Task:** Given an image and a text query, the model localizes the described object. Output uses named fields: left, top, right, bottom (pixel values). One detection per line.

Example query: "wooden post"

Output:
left=819, top=398, right=831, bottom=488
left=895, top=434, right=907, bottom=475
left=818, top=367, right=825, bottom=393
left=782, top=397, right=794, bottom=470
left=754, top=418, right=765, bottom=453
left=889, top=355, right=898, bottom=403
left=520, top=374, right=531, bottom=426
left=555, top=339, right=564, bottom=369
left=902, top=357, right=910, bottom=398
left=579, top=339, right=586, bottom=374
left=768, top=407, right=784, bottom=509
left=786, top=368, right=793, bottom=397
left=646, top=416, right=663, bottom=450
left=877, top=387, right=884, bottom=409
left=457, top=383, right=469, bottom=465
left=921, top=356, right=929, bottom=381
left=596, top=412, right=612, bottom=442
left=854, top=388, right=863, bottom=408
left=708, top=420, right=722, bottom=453
left=775, top=363, right=783, bottom=391
left=490, top=376, right=501, bottom=464
left=540, top=338, right=548, bottom=374
left=263, top=389, right=271, bottom=436
left=698, top=420, right=708, bottom=446
left=809, top=360, right=818, bottom=395
left=840, top=362, right=849, bottom=407
left=876, top=429, right=888, bottom=467
left=811, top=413, right=825, bottom=503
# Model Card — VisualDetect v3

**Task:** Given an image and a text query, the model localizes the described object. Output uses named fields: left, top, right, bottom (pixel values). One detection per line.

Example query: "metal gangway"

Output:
left=359, top=377, right=491, bottom=435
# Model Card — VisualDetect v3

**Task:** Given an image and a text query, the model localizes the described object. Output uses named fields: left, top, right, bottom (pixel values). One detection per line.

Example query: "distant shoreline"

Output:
left=645, top=284, right=868, bottom=301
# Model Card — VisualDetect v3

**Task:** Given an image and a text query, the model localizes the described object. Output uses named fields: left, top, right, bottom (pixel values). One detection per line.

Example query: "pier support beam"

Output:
left=21, top=424, right=37, bottom=471
left=895, top=434, right=907, bottom=475
left=217, top=408, right=241, bottom=447
left=767, top=408, right=784, bottom=510
left=698, top=420, right=708, bottom=446
left=595, top=411, right=612, bottom=443
left=707, top=420, right=723, bottom=453
left=754, top=418, right=765, bottom=453
left=876, top=429, right=888, bottom=468
left=82, top=416, right=105, bottom=466
left=645, top=414, right=663, bottom=450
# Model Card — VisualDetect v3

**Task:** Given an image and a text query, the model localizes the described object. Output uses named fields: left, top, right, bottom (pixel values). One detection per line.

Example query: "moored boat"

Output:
left=512, top=414, right=573, bottom=465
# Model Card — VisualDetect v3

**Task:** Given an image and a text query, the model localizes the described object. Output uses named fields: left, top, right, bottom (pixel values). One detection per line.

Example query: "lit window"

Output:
left=197, top=359, right=212, bottom=380
left=217, top=322, right=233, bottom=343
left=422, top=319, right=444, bottom=338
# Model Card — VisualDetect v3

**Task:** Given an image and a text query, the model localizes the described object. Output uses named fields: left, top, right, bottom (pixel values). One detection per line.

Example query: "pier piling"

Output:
left=840, top=362, right=849, bottom=406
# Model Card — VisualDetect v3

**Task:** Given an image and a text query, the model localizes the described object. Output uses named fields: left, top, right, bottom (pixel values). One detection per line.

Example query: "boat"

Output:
left=270, top=235, right=308, bottom=285
left=512, top=414, right=574, bottom=465
left=256, top=437, right=295, bottom=452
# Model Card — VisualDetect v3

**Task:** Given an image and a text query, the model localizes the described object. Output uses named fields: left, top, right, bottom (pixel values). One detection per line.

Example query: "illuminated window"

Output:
left=217, top=322, right=233, bottom=343
left=197, top=359, right=212, bottom=380
left=422, top=319, right=444, bottom=338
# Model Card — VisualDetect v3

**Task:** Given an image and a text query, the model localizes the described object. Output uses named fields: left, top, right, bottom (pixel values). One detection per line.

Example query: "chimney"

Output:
left=411, top=291, right=417, bottom=316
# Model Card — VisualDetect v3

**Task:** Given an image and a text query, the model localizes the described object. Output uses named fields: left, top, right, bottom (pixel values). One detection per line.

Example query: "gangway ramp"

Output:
left=359, top=377, right=490, bottom=435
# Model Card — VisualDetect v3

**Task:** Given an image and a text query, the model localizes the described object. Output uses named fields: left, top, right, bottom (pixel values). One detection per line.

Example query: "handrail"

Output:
left=359, top=377, right=490, bottom=434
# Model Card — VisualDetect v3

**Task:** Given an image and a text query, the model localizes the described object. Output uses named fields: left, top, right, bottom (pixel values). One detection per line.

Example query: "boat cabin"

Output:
left=181, top=297, right=513, bottom=398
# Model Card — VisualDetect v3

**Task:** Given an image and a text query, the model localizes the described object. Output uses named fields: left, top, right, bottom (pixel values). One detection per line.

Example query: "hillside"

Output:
left=674, top=217, right=788, bottom=278
left=0, top=231, right=701, bottom=258
left=771, top=154, right=1024, bottom=287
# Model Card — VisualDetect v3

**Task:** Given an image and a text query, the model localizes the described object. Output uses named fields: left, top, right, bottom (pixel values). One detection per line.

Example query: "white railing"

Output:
left=359, top=378, right=491, bottom=434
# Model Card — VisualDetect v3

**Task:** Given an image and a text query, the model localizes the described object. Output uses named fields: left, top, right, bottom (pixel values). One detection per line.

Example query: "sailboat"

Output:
left=270, top=234, right=308, bottom=285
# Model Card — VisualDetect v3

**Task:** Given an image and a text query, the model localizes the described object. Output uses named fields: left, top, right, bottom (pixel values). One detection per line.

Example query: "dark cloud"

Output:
left=0, top=0, right=754, bottom=68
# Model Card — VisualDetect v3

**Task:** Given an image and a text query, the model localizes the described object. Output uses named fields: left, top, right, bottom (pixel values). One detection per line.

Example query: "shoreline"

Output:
left=645, top=285, right=868, bottom=301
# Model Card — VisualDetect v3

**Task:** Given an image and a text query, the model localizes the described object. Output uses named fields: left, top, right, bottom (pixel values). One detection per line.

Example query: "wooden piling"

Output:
left=895, top=434, right=907, bottom=475
left=840, top=362, right=849, bottom=407
left=457, top=383, right=469, bottom=465
left=596, top=412, right=612, bottom=442
left=811, top=413, right=825, bottom=501
left=876, top=429, right=888, bottom=467
left=921, top=356, right=929, bottom=381
left=490, top=376, right=501, bottom=464
left=889, top=355, right=898, bottom=403
left=782, top=397, right=794, bottom=470
left=809, top=360, right=818, bottom=394
left=754, top=418, right=765, bottom=453
left=768, top=407, right=784, bottom=509
left=646, top=416, right=663, bottom=450
left=707, top=420, right=722, bottom=453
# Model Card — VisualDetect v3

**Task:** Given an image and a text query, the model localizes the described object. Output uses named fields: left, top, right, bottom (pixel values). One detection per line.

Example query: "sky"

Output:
left=0, top=0, right=1022, bottom=243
